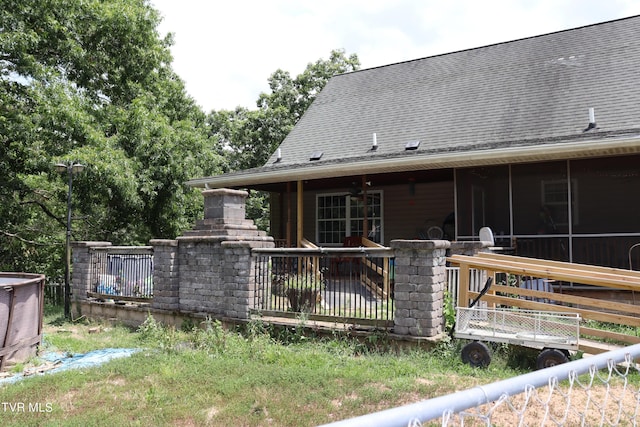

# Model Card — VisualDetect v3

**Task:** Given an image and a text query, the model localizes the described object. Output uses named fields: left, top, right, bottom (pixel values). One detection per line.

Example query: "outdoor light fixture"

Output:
left=55, top=161, right=85, bottom=319
left=371, top=133, right=378, bottom=151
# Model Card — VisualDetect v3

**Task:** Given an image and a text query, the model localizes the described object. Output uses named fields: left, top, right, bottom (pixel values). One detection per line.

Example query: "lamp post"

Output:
left=55, top=161, right=85, bottom=319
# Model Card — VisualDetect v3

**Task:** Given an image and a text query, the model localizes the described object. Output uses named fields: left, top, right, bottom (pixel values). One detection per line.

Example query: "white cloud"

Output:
left=151, top=0, right=640, bottom=112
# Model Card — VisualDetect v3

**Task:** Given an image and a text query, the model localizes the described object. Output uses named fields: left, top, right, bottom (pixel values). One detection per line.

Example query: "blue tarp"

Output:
left=0, top=348, right=140, bottom=385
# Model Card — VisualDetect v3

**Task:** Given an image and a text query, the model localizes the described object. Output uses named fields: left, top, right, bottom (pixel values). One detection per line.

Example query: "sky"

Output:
left=150, top=0, right=640, bottom=113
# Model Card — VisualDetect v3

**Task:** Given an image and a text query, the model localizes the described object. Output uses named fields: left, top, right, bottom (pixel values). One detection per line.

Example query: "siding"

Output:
left=269, top=181, right=454, bottom=246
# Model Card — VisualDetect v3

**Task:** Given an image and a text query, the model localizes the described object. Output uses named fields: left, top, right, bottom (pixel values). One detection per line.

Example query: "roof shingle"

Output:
left=267, top=16, right=640, bottom=167
left=189, top=16, right=640, bottom=188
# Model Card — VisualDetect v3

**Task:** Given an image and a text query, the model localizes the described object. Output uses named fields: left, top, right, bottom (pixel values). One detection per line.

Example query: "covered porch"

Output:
left=188, top=152, right=640, bottom=270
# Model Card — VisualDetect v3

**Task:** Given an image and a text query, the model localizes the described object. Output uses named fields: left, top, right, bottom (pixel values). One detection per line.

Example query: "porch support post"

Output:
left=286, top=182, right=292, bottom=247
left=297, top=180, right=303, bottom=247
left=362, top=175, right=368, bottom=238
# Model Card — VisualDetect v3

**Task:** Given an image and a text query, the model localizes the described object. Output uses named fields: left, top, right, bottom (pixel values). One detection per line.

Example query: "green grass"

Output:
left=0, top=306, right=529, bottom=426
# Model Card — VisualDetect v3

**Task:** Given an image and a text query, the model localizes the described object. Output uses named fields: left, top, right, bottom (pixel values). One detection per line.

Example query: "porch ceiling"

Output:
left=188, top=133, right=640, bottom=192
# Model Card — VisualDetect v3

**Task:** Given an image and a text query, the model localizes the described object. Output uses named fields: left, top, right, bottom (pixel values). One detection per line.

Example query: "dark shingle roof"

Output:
left=189, top=16, right=640, bottom=188
left=267, top=15, right=640, bottom=165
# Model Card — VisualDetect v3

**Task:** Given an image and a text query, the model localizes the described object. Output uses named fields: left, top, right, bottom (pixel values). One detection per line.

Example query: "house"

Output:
left=188, top=16, right=640, bottom=269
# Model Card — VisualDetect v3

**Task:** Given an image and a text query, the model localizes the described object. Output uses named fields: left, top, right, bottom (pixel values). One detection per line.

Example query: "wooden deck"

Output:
left=448, top=252, right=640, bottom=355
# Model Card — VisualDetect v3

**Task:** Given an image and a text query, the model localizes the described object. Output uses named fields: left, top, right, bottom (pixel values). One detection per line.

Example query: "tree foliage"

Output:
left=209, top=49, right=360, bottom=172
left=0, top=0, right=224, bottom=279
left=0, top=0, right=358, bottom=280
left=207, top=50, right=359, bottom=232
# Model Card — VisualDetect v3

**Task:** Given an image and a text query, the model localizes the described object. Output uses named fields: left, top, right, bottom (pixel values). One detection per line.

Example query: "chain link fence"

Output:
left=320, top=343, right=640, bottom=427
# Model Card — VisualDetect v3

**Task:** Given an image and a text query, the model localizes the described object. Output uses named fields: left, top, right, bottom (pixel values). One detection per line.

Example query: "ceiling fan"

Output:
left=344, top=181, right=371, bottom=201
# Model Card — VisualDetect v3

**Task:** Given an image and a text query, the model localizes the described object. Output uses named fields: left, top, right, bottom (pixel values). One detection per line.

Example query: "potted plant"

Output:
left=284, top=273, right=325, bottom=313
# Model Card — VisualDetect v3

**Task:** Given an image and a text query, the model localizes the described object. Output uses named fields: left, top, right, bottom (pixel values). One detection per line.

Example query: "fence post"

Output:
left=150, top=239, right=179, bottom=311
left=176, top=188, right=274, bottom=319
left=390, top=239, right=450, bottom=337
left=70, top=241, right=112, bottom=316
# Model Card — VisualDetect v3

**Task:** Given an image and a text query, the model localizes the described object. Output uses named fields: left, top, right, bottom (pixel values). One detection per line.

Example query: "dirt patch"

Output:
left=438, top=380, right=636, bottom=425
left=49, top=324, right=86, bottom=340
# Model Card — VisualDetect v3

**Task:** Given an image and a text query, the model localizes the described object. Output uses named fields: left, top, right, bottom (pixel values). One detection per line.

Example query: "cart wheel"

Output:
left=461, top=341, right=492, bottom=368
left=536, top=348, right=569, bottom=370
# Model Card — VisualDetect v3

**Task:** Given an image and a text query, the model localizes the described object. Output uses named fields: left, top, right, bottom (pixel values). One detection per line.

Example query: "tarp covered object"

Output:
left=0, top=348, right=140, bottom=385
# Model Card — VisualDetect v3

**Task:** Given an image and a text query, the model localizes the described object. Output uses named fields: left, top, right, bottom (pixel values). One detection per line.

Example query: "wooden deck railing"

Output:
left=361, top=237, right=393, bottom=299
left=447, top=252, right=640, bottom=354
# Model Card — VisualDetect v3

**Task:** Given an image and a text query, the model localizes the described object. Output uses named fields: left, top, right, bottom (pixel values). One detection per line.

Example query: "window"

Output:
left=317, top=192, right=383, bottom=245
left=541, top=179, right=578, bottom=228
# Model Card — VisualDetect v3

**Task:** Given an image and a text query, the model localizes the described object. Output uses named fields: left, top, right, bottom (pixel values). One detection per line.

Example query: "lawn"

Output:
left=0, top=306, right=529, bottom=426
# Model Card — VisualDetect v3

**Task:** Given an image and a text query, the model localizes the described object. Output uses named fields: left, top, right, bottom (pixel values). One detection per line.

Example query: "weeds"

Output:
left=0, top=306, right=536, bottom=426
left=443, top=289, right=456, bottom=333
left=192, top=317, right=227, bottom=354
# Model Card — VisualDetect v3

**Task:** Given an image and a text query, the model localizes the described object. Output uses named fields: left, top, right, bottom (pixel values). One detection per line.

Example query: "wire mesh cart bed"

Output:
left=453, top=276, right=581, bottom=369
left=455, top=306, right=580, bottom=368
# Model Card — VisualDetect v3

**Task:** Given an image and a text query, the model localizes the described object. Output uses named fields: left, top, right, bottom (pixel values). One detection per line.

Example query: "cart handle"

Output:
left=449, top=277, right=494, bottom=339
left=469, top=277, right=493, bottom=308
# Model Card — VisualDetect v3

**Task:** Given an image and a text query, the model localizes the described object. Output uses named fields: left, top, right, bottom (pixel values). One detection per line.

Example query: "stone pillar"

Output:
left=390, top=239, right=450, bottom=337
left=177, top=189, right=274, bottom=319
left=221, top=241, right=266, bottom=319
left=150, top=239, right=179, bottom=311
left=71, top=241, right=112, bottom=314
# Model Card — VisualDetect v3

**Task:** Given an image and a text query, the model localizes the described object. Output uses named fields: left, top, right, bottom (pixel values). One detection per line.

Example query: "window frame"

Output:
left=315, top=191, right=384, bottom=245
left=541, top=178, right=578, bottom=228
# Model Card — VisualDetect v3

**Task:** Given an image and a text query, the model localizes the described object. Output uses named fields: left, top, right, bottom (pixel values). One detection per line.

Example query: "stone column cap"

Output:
left=390, top=239, right=451, bottom=249
left=71, top=241, right=112, bottom=247
left=202, top=188, right=248, bottom=198
left=149, top=239, right=179, bottom=247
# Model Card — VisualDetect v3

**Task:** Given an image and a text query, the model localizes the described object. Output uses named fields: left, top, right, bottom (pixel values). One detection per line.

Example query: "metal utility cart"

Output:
left=454, top=278, right=581, bottom=369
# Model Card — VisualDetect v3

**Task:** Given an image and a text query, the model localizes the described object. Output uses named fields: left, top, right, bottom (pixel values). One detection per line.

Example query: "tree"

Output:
left=207, top=50, right=360, bottom=232
left=0, top=0, right=224, bottom=279
left=209, top=49, right=360, bottom=172
left=257, top=49, right=361, bottom=123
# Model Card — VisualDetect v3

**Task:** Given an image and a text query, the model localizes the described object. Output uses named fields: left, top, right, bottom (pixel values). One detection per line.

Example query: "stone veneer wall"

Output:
left=172, top=189, right=274, bottom=319
left=71, top=188, right=489, bottom=339
left=148, top=239, right=179, bottom=311
left=390, top=240, right=450, bottom=337
left=71, top=189, right=274, bottom=321
left=70, top=241, right=112, bottom=318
